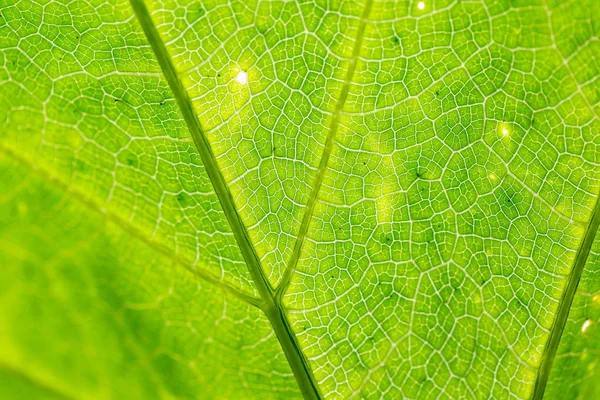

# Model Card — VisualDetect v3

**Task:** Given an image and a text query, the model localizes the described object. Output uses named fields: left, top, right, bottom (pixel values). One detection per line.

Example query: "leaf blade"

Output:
left=0, top=150, right=300, bottom=400
left=0, top=0, right=256, bottom=296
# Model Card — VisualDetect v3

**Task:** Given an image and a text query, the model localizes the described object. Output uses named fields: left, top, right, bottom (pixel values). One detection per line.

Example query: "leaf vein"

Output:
left=0, top=145, right=261, bottom=308
left=276, top=0, right=375, bottom=298
left=532, top=191, right=600, bottom=399
left=129, top=1, right=323, bottom=398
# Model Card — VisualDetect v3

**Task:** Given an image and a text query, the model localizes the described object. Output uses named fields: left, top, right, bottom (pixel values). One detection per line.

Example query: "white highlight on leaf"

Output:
left=417, top=2, right=425, bottom=10
left=498, top=122, right=511, bottom=138
left=581, top=319, right=592, bottom=334
left=235, top=70, right=248, bottom=85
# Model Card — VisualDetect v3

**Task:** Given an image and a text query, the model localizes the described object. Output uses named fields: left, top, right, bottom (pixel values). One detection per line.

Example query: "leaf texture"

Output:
left=0, top=0, right=599, bottom=399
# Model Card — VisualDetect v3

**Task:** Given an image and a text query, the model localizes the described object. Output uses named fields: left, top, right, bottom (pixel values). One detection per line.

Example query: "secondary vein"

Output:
left=532, top=192, right=600, bottom=399
left=276, top=0, right=375, bottom=298
left=0, top=145, right=261, bottom=308
left=0, top=363, right=75, bottom=400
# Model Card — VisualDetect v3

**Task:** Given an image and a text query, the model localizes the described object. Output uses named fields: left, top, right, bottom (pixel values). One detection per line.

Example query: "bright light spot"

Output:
left=235, top=70, right=248, bottom=85
left=488, top=172, right=498, bottom=182
left=581, top=319, right=592, bottom=334
left=417, top=1, right=425, bottom=10
left=498, top=122, right=511, bottom=138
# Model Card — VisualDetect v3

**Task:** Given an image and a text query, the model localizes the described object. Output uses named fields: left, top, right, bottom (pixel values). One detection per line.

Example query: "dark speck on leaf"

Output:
left=515, top=298, right=525, bottom=308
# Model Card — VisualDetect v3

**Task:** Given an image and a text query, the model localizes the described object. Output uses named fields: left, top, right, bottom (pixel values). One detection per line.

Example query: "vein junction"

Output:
left=127, top=0, right=383, bottom=396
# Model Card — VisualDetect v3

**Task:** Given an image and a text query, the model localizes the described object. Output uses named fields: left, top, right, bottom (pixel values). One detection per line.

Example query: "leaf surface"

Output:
left=0, top=0, right=599, bottom=399
left=545, top=230, right=600, bottom=399
left=0, top=152, right=299, bottom=399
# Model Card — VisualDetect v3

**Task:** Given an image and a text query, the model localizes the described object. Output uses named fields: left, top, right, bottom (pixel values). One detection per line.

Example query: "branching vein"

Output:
left=276, top=0, right=375, bottom=299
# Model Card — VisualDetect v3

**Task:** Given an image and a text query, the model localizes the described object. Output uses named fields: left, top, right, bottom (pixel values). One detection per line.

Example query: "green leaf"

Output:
left=0, top=152, right=297, bottom=399
left=545, top=231, right=600, bottom=399
left=0, top=0, right=599, bottom=399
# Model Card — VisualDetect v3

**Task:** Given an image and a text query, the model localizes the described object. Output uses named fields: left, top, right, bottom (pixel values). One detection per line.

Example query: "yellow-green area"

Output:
left=0, top=0, right=599, bottom=399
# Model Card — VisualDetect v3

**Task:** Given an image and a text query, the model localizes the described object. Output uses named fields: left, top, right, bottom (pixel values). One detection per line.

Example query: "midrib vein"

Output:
left=0, top=145, right=259, bottom=307
left=277, top=0, right=374, bottom=297
left=129, top=0, right=270, bottom=296
left=532, top=192, right=600, bottom=399
left=129, top=1, right=322, bottom=398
